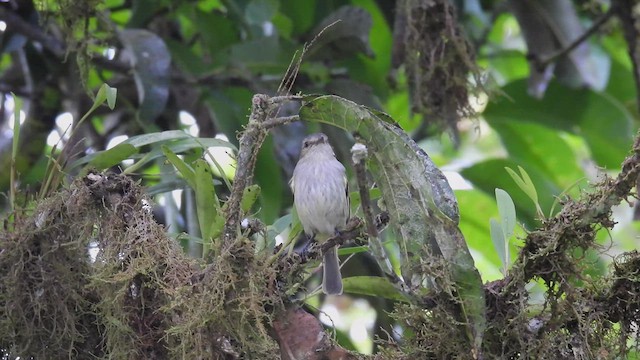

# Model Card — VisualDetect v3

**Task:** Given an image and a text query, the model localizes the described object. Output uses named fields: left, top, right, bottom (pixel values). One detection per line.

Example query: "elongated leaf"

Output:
left=194, top=160, right=221, bottom=256
left=128, top=137, right=234, bottom=169
left=300, top=95, right=485, bottom=353
left=88, top=143, right=137, bottom=170
left=162, top=146, right=196, bottom=189
left=70, top=132, right=235, bottom=171
left=342, top=276, right=408, bottom=302
left=125, top=130, right=235, bottom=149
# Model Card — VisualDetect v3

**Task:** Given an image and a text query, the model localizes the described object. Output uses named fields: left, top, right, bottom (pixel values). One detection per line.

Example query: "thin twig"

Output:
left=534, top=8, right=614, bottom=69
left=351, top=142, right=398, bottom=281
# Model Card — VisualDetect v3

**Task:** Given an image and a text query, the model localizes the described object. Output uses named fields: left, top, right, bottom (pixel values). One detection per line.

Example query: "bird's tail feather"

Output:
left=322, top=247, right=343, bottom=295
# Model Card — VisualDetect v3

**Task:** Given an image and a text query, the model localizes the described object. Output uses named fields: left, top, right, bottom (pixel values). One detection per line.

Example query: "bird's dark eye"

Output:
left=303, top=142, right=309, bottom=148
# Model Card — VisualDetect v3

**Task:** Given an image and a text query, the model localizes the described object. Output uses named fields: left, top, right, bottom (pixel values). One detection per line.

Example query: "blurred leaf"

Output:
left=166, top=40, right=209, bottom=78
left=204, top=87, right=254, bottom=140
left=230, top=36, right=283, bottom=69
left=484, top=79, right=633, bottom=168
left=119, top=29, right=171, bottom=121
left=309, top=6, right=374, bottom=59
left=490, top=120, right=582, bottom=188
left=130, top=137, right=234, bottom=170
left=272, top=12, right=293, bottom=39
left=105, top=86, right=117, bottom=109
left=342, top=276, right=408, bottom=302
left=194, top=9, right=239, bottom=52
left=245, top=0, right=279, bottom=25
left=279, top=0, right=315, bottom=35
left=338, top=245, right=369, bottom=256
left=605, top=60, right=637, bottom=106
left=482, top=50, right=529, bottom=85
left=88, top=144, right=137, bottom=170
left=128, top=0, right=165, bottom=27
left=342, top=0, right=392, bottom=95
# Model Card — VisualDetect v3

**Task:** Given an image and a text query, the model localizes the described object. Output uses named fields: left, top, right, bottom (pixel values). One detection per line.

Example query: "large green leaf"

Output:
left=484, top=79, right=633, bottom=168
left=254, top=136, right=283, bottom=223
left=299, top=95, right=485, bottom=353
left=194, top=9, right=239, bottom=53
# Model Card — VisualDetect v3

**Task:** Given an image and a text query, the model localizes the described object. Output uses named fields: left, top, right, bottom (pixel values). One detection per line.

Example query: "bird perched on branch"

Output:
left=290, top=133, right=349, bottom=295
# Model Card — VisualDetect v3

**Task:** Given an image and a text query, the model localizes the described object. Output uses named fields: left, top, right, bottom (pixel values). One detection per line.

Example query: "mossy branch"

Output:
left=220, top=94, right=301, bottom=253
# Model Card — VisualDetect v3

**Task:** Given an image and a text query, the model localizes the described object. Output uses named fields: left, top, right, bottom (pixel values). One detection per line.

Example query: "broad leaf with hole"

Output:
left=300, top=95, right=485, bottom=353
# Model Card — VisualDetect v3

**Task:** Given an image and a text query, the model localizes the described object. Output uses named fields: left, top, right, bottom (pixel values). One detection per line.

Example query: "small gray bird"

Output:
left=290, top=133, right=349, bottom=295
